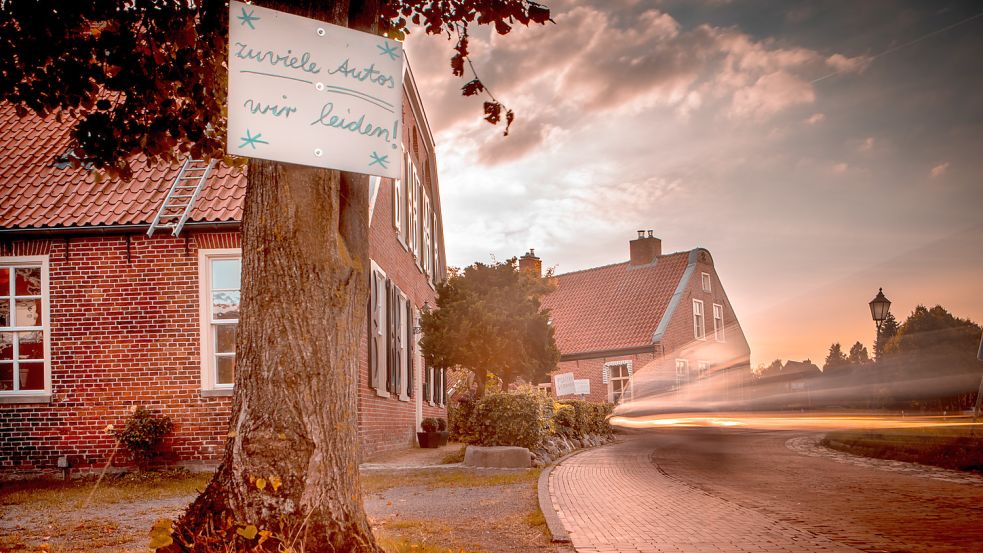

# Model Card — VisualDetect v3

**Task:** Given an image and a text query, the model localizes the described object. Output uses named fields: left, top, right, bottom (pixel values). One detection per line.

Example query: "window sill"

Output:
left=201, top=388, right=234, bottom=398
left=376, top=388, right=390, bottom=399
left=398, top=394, right=410, bottom=402
left=0, top=393, right=52, bottom=405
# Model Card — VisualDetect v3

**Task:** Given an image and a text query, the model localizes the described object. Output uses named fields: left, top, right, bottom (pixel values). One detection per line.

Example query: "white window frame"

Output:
left=675, top=359, right=690, bottom=389
left=0, top=256, right=51, bottom=402
left=411, top=166, right=421, bottom=262
left=370, top=261, right=389, bottom=398
left=701, top=272, right=712, bottom=293
left=397, top=292, right=410, bottom=402
left=693, top=299, right=706, bottom=340
left=198, top=249, right=241, bottom=394
left=368, top=175, right=382, bottom=224
left=713, top=303, right=725, bottom=342
left=605, top=360, right=633, bottom=404
left=697, top=360, right=710, bottom=380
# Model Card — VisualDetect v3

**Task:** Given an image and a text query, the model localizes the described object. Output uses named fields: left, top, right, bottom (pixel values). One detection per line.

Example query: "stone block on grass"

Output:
left=464, top=445, right=532, bottom=468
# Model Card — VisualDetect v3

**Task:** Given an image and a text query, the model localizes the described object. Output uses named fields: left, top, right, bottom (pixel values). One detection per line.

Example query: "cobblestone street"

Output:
left=548, top=429, right=983, bottom=553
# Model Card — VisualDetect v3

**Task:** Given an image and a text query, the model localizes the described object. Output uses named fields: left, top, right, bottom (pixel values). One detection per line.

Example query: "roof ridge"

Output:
left=553, top=250, right=692, bottom=278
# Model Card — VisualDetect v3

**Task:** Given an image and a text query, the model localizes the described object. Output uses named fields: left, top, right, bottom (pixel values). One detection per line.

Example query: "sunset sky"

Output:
left=404, top=0, right=983, bottom=367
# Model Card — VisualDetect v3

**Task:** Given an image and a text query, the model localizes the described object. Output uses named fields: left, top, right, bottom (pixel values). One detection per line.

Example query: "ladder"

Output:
left=147, top=158, right=216, bottom=237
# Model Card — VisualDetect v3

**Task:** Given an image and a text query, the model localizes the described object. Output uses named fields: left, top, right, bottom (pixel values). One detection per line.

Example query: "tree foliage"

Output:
left=848, top=341, right=869, bottom=365
left=0, top=0, right=552, bottom=178
left=420, top=258, right=559, bottom=397
left=822, top=342, right=849, bottom=372
left=874, top=311, right=899, bottom=360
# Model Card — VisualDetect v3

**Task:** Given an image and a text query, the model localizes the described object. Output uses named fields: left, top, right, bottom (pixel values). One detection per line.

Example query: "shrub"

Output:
left=421, top=417, right=441, bottom=433
left=554, top=400, right=613, bottom=437
left=436, top=417, right=447, bottom=431
left=110, top=406, right=174, bottom=469
left=449, top=391, right=480, bottom=444
left=472, top=390, right=554, bottom=449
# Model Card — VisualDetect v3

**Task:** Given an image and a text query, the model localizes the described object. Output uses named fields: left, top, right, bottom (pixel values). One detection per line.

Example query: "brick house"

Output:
left=0, top=63, right=447, bottom=474
left=531, top=231, right=751, bottom=406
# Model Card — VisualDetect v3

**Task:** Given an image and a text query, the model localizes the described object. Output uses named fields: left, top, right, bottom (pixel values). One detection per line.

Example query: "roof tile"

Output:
left=0, top=102, right=245, bottom=229
left=542, top=252, right=690, bottom=355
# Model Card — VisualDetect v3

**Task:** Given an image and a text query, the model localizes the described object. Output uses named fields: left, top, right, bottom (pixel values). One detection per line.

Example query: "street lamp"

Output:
left=868, top=287, right=891, bottom=332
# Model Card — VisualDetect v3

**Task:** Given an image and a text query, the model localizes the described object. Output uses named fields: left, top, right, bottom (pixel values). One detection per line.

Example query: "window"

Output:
left=199, top=251, right=240, bottom=391
left=693, top=299, right=705, bottom=340
left=411, top=166, right=421, bottom=261
left=605, top=361, right=632, bottom=404
left=701, top=272, right=712, bottom=292
left=396, top=292, right=410, bottom=401
left=368, top=264, right=388, bottom=397
left=0, top=257, right=49, bottom=398
left=423, top=194, right=432, bottom=278
left=675, top=359, right=690, bottom=389
left=713, top=303, right=725, bottom=341
left=368, top=176, right=382, bottom=224
left=393, top=155, right=403, bottom=235
left=697, top=361, right=710, bottom=380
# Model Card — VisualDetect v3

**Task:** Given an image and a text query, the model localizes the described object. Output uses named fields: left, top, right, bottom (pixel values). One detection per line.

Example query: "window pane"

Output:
left=0, top=300, right=8, bottom=326
left=0, top=332, right=11, bottom=360
left=212, top=291, right=240, bottom=320
left=216, top=355, right=235, bottom=385
left=0, top=363, right=12, bottom=390
left=215, top=324, right=237, bottom=353
left=0, top=268, right=8, bottom=296
left=613, top=379, right=623, bottom=392
left=19, top=362, right=44, bottom=390
left=211, top=259, right=241, bottom=290
left=18, top=331, right=43, bottom=359
left=15, top=299, right=41, bottom=326
left=15, top=267, right=41, bottom=296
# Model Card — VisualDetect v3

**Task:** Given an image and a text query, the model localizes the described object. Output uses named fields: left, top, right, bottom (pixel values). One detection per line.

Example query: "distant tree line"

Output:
left=750, top=305, right=982, bottom=412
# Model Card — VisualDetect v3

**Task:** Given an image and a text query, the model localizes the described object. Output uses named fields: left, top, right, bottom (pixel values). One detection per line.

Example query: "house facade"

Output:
left=0, top=64, right=446, bottom=474
left=533, top=231, right=751, bottom=407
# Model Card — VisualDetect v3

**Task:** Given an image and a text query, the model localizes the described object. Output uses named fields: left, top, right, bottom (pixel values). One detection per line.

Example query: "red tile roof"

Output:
left=542, top=252, right=691, bottom=355
left=0, top=103, right=245, bottom=230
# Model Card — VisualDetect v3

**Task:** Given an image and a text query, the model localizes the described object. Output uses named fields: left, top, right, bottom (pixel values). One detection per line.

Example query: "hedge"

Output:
left=449, top=391, right=612, bottom=449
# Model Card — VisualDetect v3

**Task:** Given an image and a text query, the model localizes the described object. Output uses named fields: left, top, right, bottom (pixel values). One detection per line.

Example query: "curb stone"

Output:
left=537, top=437, right=619, bottom=544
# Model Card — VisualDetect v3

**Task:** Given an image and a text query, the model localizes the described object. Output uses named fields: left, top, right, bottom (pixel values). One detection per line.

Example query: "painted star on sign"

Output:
left=237, top=7, right=260, bottom=29
left=239, top=129, right=269, bottom=150
left=368, top=151, right=389, bottom=169
left=377, top=41, right=400, bottom=61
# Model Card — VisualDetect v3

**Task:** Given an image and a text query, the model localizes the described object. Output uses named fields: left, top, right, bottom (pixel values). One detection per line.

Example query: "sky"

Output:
left=402, top=0, right=983, bottom=367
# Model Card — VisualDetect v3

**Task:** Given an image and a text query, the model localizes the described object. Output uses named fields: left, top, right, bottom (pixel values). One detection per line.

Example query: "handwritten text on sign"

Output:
left=227, top=1, right=404, bottom=178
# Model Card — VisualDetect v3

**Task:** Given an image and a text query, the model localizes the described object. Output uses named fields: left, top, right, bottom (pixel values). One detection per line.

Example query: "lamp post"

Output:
left=869, top=287, right=891, bottom=334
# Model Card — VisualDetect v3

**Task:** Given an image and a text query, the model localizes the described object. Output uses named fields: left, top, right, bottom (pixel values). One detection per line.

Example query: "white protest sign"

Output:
left=227, top=1, right=403, bottom=178
left=574, top=379, right=590, bottom=396
left=553, top=373, right=575, bottom=397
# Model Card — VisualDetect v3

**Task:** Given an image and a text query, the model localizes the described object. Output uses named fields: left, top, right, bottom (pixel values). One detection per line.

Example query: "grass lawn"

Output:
left=361, top=468, right=540, bottom=493
left=822, top=426, right=983, bottom=472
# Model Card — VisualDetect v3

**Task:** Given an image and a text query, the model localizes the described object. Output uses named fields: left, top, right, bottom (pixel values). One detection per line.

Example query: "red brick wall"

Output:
left=357, top=107, right=446, bottom=459
left=552, top=352, right=657, bottom=403
left=0, top=234, right=236, bottom=473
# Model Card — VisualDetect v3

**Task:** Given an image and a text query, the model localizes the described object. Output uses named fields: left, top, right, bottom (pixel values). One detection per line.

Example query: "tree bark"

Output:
left=172, top=158, right=378, bottom=551
left=170, top=3, right=386, bottom=549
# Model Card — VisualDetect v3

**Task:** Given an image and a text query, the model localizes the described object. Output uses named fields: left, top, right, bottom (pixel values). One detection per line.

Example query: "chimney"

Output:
left=629, top=230, right=662, bottom=266
left=519, top=248, right=542, bottom=277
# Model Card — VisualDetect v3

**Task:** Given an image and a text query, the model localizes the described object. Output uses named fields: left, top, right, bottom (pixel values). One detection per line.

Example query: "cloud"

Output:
left=930, top=161, right=949, bottom=178
left=825, top=53, right=871, bottom=74
left=729, top=70, right=815, bottom=119
left=859, top=137, right=875, bottom=152
left=832, top=162, right=849, bottom=174
left=804, top=112, right=825, bottom=125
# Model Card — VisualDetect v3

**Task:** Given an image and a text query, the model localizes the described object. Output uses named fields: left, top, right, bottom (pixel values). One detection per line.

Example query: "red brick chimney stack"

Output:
left=629, top=230, right=662, bottom=266
left=519, top=248, right=542, bottom=277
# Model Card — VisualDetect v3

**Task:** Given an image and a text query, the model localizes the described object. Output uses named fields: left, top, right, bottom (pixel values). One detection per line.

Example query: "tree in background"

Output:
left=757, top=359, right=783, bottom=378
left=0, top=1, right=551, bottom=550
left=420, top=259, right=559, bottom=398
left=874, top=311, right=899, bottom=360
left=822, top=342, right=849, bottom=372
left=848, top=341, right=870, bottom=365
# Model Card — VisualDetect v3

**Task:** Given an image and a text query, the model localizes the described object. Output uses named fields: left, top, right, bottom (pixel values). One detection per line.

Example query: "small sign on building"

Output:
left=227, top=1, right=404, bottom=177
left=574, top=379, right=591, bottom=396
left=553, top=372, right=575, bottom=397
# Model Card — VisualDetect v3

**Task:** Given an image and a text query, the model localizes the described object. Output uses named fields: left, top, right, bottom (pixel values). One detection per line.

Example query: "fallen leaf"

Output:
left=269, top=475, right=281, bottom=491
left=255, top=477, right=267, bottom=490
left=236, top=524, right=258, bottom=540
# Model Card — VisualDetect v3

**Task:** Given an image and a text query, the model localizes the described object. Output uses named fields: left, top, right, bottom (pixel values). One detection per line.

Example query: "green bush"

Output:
left=449, top=391, right=480, bottom=444
left=110, top=406, right=174, bottom=468
left=473, top=390, right=554, bottom=449
left=555, top=399, right=613, bottom=438
left=436, top=417, right=447, bottom=431
left=421, top=417, right=441, bottom=433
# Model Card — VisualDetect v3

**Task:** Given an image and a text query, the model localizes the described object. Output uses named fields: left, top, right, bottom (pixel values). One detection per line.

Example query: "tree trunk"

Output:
left=474, top=367, right=487, bottom=398
left=169, top=2, right=386, bottom=548
left=171, top=158, right=378, bottom=551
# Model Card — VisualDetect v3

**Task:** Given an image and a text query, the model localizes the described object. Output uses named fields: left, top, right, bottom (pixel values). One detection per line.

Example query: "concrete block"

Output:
left=464, top=445, right=532, bottom=468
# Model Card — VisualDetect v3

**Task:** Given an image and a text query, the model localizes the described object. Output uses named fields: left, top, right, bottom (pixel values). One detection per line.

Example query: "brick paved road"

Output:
left=549, top=429, right=983, bottom=553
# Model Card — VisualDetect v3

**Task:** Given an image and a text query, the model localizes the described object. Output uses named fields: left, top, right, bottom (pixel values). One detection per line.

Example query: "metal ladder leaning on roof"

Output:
left=147, top=157, right=217, bottom=237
